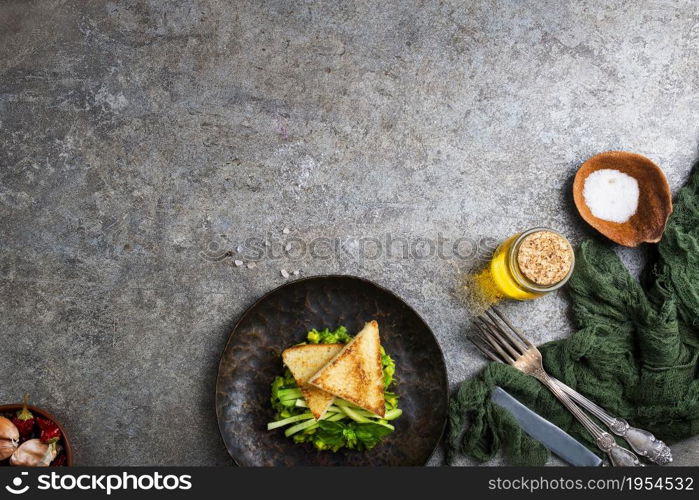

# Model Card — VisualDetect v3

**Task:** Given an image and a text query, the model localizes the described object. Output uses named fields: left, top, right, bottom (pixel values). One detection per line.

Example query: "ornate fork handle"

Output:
left=532, top=370, right=643, bottom=467
left=553, top=379, right=672, bottom=465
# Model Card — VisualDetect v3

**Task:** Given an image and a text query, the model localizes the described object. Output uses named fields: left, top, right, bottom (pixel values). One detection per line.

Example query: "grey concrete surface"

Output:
left=1, top=0, right=698, bottom=466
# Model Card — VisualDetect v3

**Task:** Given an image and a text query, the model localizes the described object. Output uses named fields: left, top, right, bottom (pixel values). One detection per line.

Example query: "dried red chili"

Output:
left=11, top=394, right=35, bottom=441
left=36, top=417, right=61, bottom=444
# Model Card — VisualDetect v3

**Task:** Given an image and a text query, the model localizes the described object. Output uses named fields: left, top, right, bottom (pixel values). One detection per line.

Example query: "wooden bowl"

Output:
left=0, top=404, right=74, bottom=466
left=573, top=151, right=672, bottom=247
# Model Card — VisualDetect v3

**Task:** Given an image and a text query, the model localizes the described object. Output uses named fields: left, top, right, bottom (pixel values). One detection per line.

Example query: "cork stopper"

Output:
left=516, top=230, right=573, bottom=286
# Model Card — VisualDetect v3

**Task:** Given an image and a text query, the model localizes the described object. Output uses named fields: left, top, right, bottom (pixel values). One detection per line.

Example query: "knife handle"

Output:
left=554, top=379, right=672, bottom=465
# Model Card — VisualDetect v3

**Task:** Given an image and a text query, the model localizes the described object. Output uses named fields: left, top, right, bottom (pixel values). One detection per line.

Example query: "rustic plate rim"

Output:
left=215, top=273, right=449, bottom=466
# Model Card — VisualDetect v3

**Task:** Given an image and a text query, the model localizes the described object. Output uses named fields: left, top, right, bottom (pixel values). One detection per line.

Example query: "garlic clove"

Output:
left=10, top=439, right=57, bottom=467
left=0, top=438, right=18, bottom=461
left=0, top=416, right=20, bottom=460
left=0, top=416, right=20, bottom=441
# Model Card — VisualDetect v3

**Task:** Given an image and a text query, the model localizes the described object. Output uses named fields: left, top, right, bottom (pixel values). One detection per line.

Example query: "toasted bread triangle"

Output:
left=308, top=321, right=385, bottom=417
left=282, top=343, right=343, bottom=419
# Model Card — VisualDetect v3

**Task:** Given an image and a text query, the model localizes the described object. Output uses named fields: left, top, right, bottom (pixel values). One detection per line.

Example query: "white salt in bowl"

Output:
left=573, top=151, right=672, bottom=247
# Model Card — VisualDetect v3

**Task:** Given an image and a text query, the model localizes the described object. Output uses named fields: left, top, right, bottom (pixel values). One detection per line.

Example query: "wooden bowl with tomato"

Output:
left=0, top=401, right=73, bottom=466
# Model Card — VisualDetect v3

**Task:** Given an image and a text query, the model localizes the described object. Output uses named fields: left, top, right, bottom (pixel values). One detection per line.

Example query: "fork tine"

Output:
left=484, top=309, right=529, bottom=352
left=477, top=315, right=525, bottom=358
left=474, top=321, right=516, bottom=364
left=490, top=306, right=534, bottom=348
left=475, top=317, right=510, bottom=354
left=472, top=323, right=506, bottom=359
left=468, top=335, right=501, bottom=363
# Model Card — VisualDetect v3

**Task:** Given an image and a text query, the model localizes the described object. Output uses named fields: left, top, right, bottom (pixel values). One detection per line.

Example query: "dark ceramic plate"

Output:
left=216, top=275, right=448, bottom=466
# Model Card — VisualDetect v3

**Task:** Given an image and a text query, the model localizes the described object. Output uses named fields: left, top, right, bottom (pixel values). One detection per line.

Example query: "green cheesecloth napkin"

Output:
left=447, top=161, right=699, bottom=466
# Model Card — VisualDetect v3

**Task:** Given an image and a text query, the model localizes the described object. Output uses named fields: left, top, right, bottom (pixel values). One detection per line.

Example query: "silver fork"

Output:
left=487, top=307, right=672, bottom=465
left=553, top=379, right=672, bottom=464
left=472, top=307, right=643, bottom=466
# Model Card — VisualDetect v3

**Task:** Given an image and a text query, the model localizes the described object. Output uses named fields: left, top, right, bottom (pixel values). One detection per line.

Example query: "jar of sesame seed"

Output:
left=489, top=227, right=575, bottom=300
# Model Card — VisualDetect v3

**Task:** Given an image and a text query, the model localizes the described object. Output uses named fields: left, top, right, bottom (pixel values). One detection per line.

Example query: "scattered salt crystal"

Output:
left=247, top=262, right=257, bottom=269
left=234, top=260, right=243, bottom=267
left=583, top=169, right=639, bottom=223
left=281, top=269, right=289, bottom=278
left=282, top=227, right=290, bottom=234
left=292, top=270, right=299, bottom=276
left=285, top=243, right=292, bottom=251
left=264, top=240, right=270, bottom=247
left=236, top=245, right=243, bottom=253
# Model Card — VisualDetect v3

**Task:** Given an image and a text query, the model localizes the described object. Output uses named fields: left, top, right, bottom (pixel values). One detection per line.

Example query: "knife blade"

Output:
left=491, top=386, right=603, bottom=466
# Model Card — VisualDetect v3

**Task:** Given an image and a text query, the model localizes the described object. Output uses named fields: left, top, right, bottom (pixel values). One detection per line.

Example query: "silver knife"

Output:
left=491, top=386, right=603, bottom=466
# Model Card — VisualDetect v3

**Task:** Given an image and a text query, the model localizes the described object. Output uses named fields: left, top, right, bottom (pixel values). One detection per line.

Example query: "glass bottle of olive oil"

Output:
left=489, top=228, right=574, bottom=300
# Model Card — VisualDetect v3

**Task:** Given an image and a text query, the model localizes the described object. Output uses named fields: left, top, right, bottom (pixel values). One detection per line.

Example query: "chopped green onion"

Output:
left=334, top=400, right=372, bottom=423
left=384, top=408, right=402, bottom=420
left=267, top=412, right=314, bottom=430
left=285, top=417, right=321, bottom=437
